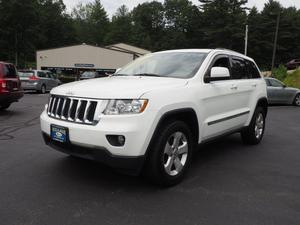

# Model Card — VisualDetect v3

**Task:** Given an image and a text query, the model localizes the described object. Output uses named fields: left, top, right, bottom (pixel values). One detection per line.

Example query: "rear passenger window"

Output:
left=3, top=65, right=17, bottom=78
left=38, top=72, right=46, bottom=78
left=231, top=58, right=247, bottom=79
left=246, top=60, right=261, bottom=79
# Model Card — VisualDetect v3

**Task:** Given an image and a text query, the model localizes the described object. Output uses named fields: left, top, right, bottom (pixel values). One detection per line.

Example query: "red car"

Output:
left=0, top=62, right=24, bottom=110
left=286, top=59, right=300, bottom=70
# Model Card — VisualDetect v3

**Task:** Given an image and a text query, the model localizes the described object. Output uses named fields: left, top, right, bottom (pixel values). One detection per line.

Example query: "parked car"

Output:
left=41, top=49, right=268, bottom=186
left=19, top=70, right=61, bottom=94
left=265, top=77, right=300, bottom=106
left=285, top=59, right=300, bottom=70
left=0, top=62, right=23, bottom=110
left=80, top=71, right=107, bottom=80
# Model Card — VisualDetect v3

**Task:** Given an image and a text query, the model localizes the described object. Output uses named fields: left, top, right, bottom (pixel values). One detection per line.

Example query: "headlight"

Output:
left=104, top=99, right=148, bottom=115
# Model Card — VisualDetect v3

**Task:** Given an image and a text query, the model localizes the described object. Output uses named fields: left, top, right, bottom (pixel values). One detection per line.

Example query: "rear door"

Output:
left=3, top=64, right=21, bottom=92
left=37, top=71, right=48, bottom=89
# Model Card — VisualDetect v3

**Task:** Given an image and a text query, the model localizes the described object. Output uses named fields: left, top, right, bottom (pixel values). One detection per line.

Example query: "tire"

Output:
left=0, top=103, right=11, bottom=111
left=145, top=120, right=195, bottom=186
left=293, top=94, right=300, bottom=106
left=39, top=85, right=46, bottom=94
left=241, top=107, right=266, bottom=145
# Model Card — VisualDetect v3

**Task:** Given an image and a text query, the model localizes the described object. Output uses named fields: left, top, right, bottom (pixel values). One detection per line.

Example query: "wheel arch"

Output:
left=145, top=108, right=199, bottom=158
left=256, top=97, right=268, bottom=116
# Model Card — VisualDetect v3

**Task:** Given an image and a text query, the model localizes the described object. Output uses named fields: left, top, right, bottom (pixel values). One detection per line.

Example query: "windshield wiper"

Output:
left=133, top=73, right=162, bottom=77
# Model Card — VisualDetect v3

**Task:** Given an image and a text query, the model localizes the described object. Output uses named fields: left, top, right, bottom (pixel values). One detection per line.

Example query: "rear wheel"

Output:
left=145, top=121, right=194, bottom=186
left=39, top=85, right=46, bottom=94
left=0, top=103, right=11, bottom=111
left=241, top=107, right=266, bottom=145
left=293, top=94, right=300, bottom=106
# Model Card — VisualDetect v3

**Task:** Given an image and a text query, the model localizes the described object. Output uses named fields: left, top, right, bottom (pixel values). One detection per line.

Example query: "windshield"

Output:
left=81, top=71, right=96, bottom=78
left=116, top=52, right=208, bottom=79
left=19, top=71, right=34, bottom=78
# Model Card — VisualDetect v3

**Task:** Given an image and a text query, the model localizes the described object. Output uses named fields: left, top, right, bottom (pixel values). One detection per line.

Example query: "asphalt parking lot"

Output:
left=1, top=94, right=300, bottom=225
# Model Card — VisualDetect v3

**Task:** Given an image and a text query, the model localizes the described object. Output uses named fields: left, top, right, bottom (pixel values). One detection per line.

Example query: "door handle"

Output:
left=231, top=84, right=238, bottom=90
left=252, top=83, right=257, bottom=88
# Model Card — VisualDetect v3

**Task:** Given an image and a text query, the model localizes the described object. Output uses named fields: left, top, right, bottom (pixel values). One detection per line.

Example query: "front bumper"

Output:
left=42, top=132, right=145, bottom=173
left=40, top=107, right=157, bottom=156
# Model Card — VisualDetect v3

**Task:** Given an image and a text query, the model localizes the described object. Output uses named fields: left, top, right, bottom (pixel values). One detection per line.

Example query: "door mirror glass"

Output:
left=210, top=67, right=230, bottom=79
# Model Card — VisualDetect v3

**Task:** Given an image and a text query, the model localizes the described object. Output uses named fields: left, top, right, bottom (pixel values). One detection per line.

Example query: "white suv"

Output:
left=40, top=49, right=268, bottom=186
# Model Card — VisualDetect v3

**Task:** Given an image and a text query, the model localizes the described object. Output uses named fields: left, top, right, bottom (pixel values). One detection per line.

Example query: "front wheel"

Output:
left=145, top=121, right=194, bottom=186
left=293, top=94, right=300, bottom=106
left=241, top=107, right=266, bottom=145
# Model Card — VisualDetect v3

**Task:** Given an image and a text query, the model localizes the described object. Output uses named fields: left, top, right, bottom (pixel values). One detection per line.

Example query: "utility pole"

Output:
left=244, top=24, right=248, bottom=56
left=271, top=13, right=280, bottom=73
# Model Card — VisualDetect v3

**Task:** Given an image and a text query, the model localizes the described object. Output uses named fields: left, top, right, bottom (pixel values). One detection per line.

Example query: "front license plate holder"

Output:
left=50, top=125, right=69, bottom=143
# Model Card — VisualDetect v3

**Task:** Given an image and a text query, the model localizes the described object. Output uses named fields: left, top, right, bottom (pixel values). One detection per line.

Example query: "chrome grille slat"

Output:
left=61, top=98, right=67, bottom=119
left=55, top=98, right=61, bottom=118
left=83, top=101, right=92, bottom=124
left=75, top=100, right=82, bottom=122
left=47, top=95, right=100, bottom=125
left=68, top=99, right=74, bottom=121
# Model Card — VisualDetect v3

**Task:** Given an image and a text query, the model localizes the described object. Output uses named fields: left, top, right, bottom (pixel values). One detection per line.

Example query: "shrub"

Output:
left=283, top=69, right=300, bottom=89
left=272, top=64, right=288, bottom=81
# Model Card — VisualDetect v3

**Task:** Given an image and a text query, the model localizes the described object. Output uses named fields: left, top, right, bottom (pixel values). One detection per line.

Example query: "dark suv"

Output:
left=0, top=62, right=24, bottom=110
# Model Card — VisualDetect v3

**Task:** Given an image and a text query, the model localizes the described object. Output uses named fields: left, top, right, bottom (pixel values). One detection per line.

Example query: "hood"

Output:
left=51, top=76, right=188, bottom=99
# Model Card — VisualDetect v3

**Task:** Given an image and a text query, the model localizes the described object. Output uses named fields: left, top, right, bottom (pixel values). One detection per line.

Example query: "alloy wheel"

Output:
left=163, top=131, right=188, bottom=176
left=254, top=113, right=264, bottom=139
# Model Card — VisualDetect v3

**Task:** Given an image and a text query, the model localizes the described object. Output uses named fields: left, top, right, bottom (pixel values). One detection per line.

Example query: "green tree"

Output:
left=105, top=5, right=133, bottom=45
left=163, top=0, right=201, bottom=49
left=131, top=1, right=165, bottom=51
left=199, top=0, right=248, bottom=52
left=72, top=0, right=109, bottom=46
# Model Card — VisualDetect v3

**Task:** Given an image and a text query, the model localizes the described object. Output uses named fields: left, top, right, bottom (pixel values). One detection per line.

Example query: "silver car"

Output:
left=265, top=77, right=300, bottom=106
left=19, top=70, right=61, bottom=94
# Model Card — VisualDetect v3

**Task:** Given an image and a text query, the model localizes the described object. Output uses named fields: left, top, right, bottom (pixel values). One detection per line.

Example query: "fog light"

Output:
left=106, top=135, right=126, bottom=147
left=118, top=135, right=125, bottom=146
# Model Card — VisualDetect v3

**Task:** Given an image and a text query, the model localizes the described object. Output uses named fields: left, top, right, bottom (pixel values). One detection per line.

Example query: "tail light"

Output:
left=29, top=75, right=39, bottom=81
left=0, top=79, right=8, bottom=93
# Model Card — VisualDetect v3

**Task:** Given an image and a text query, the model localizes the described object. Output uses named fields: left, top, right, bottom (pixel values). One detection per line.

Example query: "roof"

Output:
left=37, top=43, right=135, bottom=55
left=106, top=43, right=151, bottom=56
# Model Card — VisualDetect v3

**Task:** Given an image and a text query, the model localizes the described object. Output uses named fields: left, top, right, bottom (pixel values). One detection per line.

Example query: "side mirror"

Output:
left=283, top=84, right=287, bottom=88
left=210, top=67, right=230, bottom=79
left=115, top=68, right=122, bottom=74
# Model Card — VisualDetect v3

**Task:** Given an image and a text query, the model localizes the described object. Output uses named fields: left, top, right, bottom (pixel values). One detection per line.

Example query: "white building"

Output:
left=36, top=43, right=150, bottom=76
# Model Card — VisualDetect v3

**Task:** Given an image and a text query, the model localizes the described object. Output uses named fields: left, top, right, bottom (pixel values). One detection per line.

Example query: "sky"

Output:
left=64, top=0, right=300, bottom=16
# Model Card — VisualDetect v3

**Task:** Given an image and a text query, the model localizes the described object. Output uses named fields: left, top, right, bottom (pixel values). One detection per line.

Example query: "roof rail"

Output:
left=215, top=48, right=243, bottom=55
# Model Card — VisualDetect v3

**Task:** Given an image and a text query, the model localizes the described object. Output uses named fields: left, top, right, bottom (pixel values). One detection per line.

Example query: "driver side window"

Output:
left=269, top=79, right=284, bottom=87
left=204, top=55, right=231, bottom=82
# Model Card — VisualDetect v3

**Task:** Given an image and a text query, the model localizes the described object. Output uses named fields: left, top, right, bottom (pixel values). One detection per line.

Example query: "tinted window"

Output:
left=3, top=64, right=17, bottom=78
left=246, top=60, right=261, bottom=78
left=231, top=58, right=248, bottom=79
left=212, top=57, right=231, bottom=70
left=38, top=71, right=46, bottom=78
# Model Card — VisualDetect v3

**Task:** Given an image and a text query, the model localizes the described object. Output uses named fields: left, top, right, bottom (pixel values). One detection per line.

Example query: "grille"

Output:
left=47, top=95, right=103, bottom=125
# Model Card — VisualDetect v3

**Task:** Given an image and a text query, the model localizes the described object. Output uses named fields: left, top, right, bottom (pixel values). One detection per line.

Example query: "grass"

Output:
left=284, top=69, right=300, bottom=89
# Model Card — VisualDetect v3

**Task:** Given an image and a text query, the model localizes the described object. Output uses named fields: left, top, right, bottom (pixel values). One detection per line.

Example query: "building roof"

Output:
left=106, top=43, right=151, bottom=56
